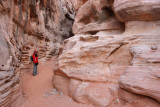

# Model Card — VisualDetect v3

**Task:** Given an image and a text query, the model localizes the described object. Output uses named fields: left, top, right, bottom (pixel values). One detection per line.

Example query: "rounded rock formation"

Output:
left=113, top=0, right=160, bottom=22
left=72, top=0, right=124, bottom=34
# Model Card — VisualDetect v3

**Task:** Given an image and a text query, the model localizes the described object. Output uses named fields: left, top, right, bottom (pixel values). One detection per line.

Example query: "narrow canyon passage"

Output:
left=12, top=59, right=94, bottom=107
left=1, top=0, right=160, bottom=107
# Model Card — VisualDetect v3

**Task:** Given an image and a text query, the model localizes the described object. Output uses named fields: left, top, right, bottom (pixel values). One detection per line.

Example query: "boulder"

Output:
left=54, top=31, right=133, bottom=106
left=113, top=0, right=160, bottom=22
left=57, top=33, right=132, bottom=82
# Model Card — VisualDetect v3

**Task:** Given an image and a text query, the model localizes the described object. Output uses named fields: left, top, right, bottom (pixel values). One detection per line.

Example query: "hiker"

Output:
left=30, top=51, right=38, bottom=76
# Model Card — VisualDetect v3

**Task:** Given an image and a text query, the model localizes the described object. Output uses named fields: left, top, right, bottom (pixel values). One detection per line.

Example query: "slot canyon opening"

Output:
left=4, top=0, right=159, bottom=107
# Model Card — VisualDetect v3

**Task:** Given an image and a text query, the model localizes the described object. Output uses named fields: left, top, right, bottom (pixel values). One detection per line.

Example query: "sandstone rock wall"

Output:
left=54, top=0, right=160, bottom=107
left=0, top=0, right=75, bottom=106
left=72, top=0, right=124, bottom=34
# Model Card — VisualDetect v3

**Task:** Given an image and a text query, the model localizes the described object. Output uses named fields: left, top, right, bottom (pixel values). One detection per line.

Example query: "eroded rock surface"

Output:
left=0, top=0, right=75, bottom=106
left=54, top=0, right=160, bottom=107
left=118, top=89, right=160, bottom=107
left=1, top=0, right=160, bottom=106
left=119, top=45, right=160, bottom=103
left=113, top=0, right=160, bottom=22
left=0, top=58, right=20, bottom=107
left=72, top=0, right=124, bottom=34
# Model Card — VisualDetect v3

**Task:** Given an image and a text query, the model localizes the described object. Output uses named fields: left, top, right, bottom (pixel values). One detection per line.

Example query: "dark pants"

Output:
left=33, top=63, right=38, bottom=75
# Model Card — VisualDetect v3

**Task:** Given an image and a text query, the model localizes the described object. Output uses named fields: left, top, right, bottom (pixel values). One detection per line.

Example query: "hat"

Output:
left=34, top=50, right=37, bottom=54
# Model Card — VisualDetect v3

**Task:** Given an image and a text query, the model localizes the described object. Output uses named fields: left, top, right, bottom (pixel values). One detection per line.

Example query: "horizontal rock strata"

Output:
left=54, top=0, right=160, bottom=107
left=0, top=0, right=75, bottom=106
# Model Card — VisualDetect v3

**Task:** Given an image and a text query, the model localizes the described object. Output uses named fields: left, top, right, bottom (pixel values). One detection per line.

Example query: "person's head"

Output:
left=34, top=50, right=37, bottom=54
left=34, top=50, right=38, bottom=57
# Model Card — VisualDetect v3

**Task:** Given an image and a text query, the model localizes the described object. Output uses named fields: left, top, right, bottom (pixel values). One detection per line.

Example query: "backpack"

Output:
left=30, top=56, right=33, bottom=61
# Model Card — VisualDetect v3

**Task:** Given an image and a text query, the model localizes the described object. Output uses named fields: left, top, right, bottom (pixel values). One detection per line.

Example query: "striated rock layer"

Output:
left=119, top=24, right=160, bottom=104
left=0, top=66, right=20, bottom=107
left=113, top=0, right=160, bottom=22
left=118, top=21, right=160, bottom=107
left=54, top=0, right=127, bottom=106
left=0, top=0, right=75, bottom=106
left=54, top=0, right=160, bottom=107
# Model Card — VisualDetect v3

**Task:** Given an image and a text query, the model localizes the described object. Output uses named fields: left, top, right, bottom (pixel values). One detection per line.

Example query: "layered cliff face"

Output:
left=54, top=0, right=160, bottom=107
left=0, top=0, right=74, bottom=106
left=1, top=0, right=160, bottom=106
left=113, top=0, right=160, bottom=106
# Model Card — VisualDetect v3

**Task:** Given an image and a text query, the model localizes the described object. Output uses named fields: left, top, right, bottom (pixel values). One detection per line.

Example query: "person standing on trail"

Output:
left=31, top=51, right=39, bottom=76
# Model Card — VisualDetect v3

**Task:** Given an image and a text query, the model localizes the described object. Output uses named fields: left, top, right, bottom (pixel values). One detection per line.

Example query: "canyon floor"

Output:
left=11, top=59, right=94, bottom=107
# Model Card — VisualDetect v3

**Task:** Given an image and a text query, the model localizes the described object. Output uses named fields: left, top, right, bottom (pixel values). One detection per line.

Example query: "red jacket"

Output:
left=32, top=54, right=38, bottom=63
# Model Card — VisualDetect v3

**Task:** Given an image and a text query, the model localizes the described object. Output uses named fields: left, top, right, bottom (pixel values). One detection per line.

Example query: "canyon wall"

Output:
left=54, top=0, right=160, bottom=107
left=1, top=0, right=160, bottom=106
left=0, top=0, right=74, bottom=106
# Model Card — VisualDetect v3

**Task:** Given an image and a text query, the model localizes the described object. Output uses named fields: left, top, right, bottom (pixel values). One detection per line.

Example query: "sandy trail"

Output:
left=12, top=59, right=94, bottom=107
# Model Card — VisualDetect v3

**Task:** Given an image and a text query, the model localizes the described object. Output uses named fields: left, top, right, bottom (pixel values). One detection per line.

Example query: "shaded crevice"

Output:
left=65, top=13, right=74, bottom=21
left=18, top=0, right=22, bottom=21
left=101, top=7, right=115, bottom=17
left=98, top=7, right=115, bottom=23
left=79, top=36, right=99, bottom=42
left=106, top=44, right=123, bottom=60
left=29, top=2, right=38, bottom=19
left=86, top=31, right=98, bottom=35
